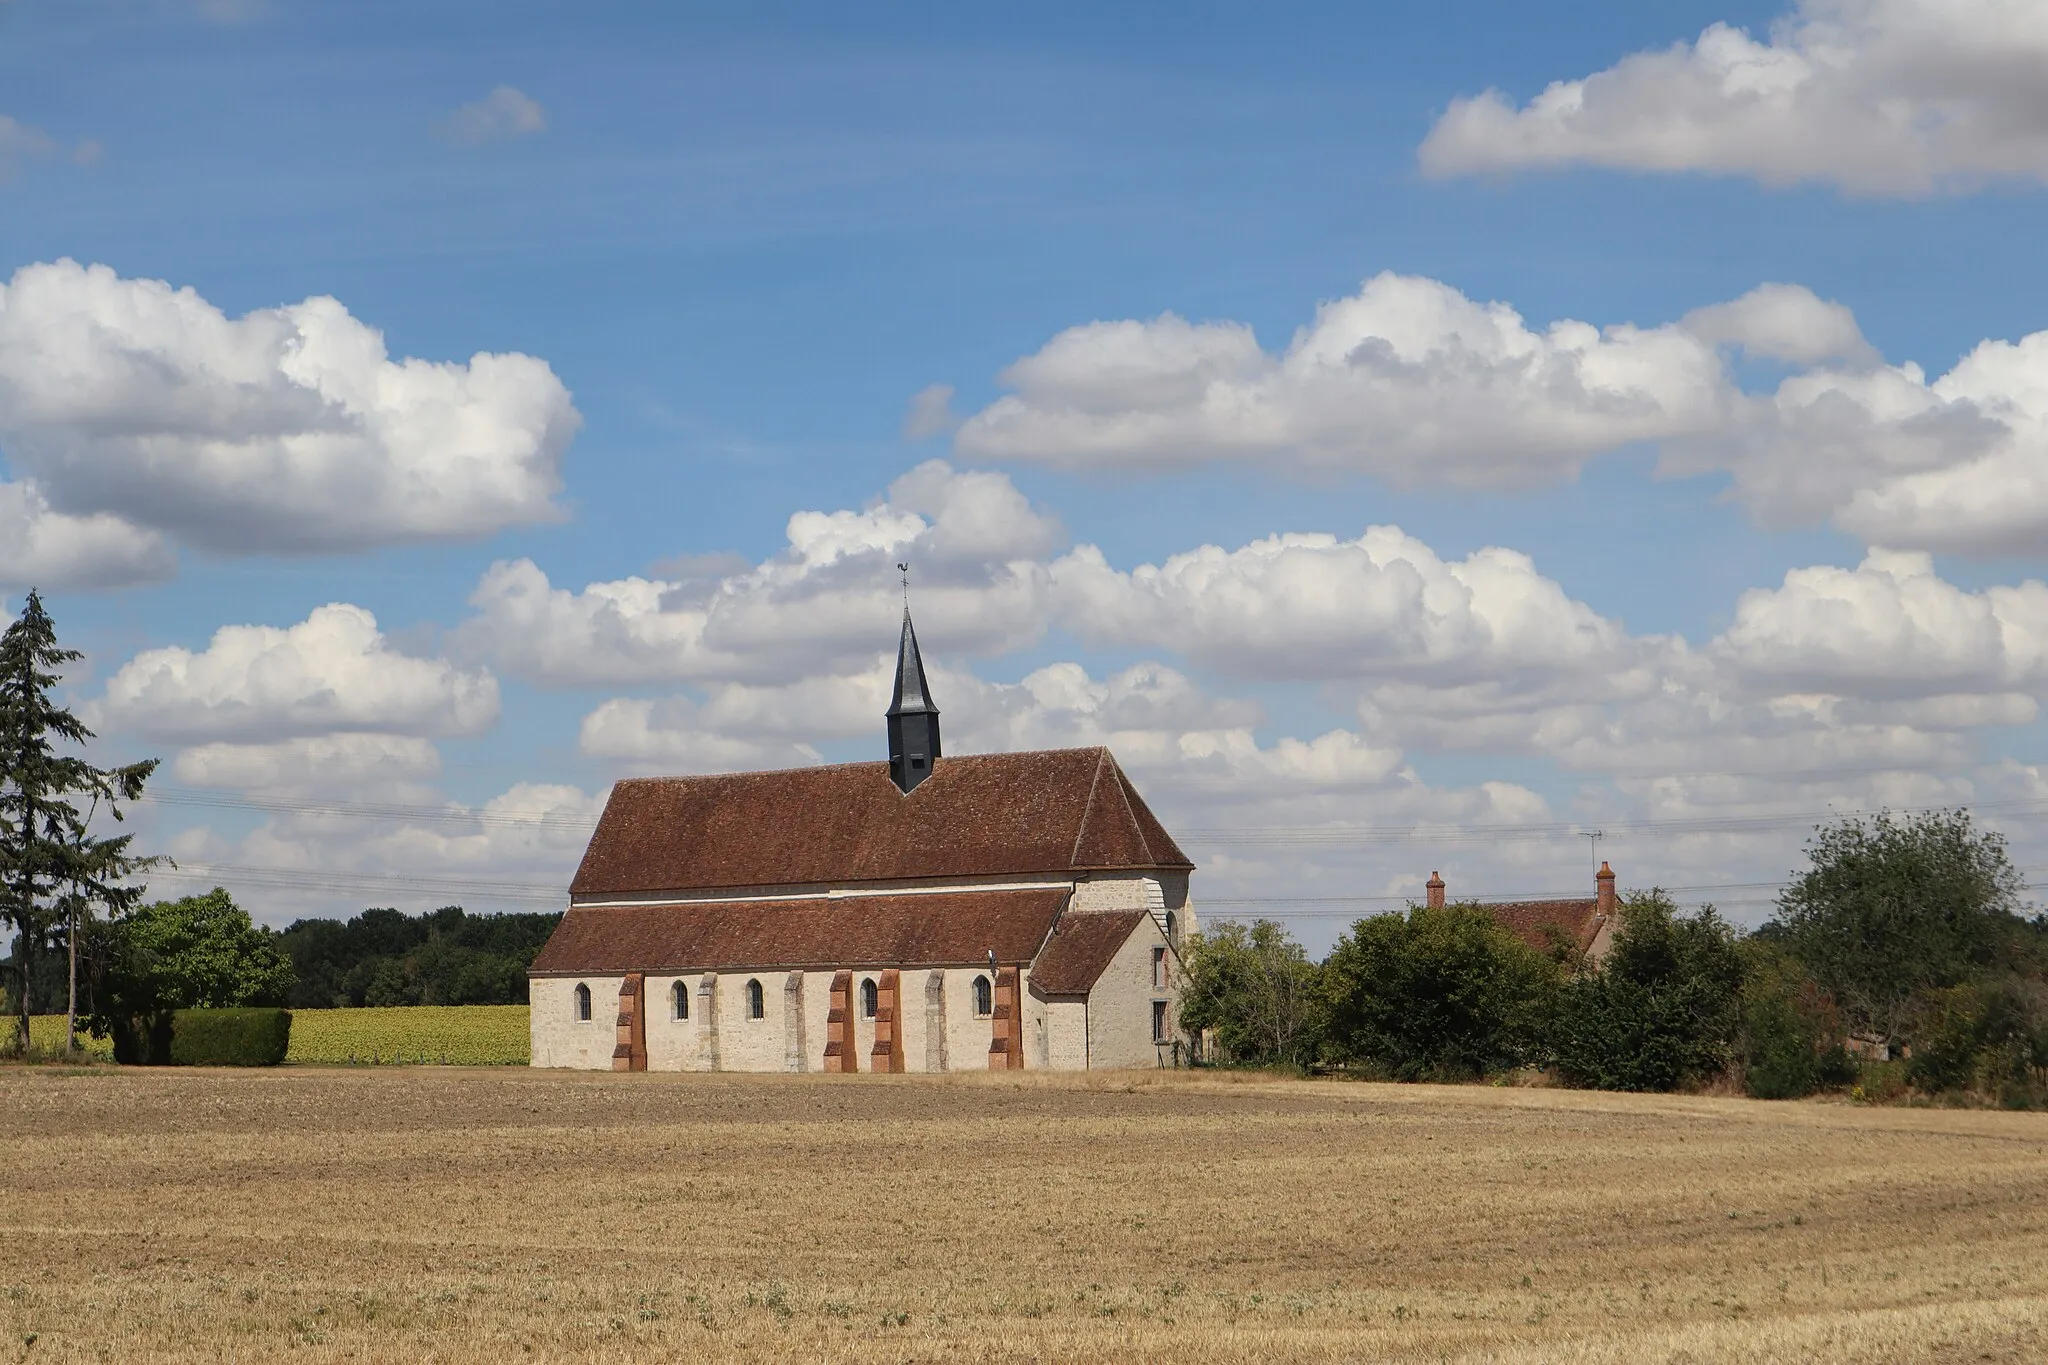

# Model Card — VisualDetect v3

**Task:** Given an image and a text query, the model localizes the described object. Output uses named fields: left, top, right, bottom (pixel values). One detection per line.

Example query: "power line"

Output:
left=147, top=861, right=568, bottom=905
left=133, top=785, right=2048, bottom=849
left=139, top=787, right=600, bottom=833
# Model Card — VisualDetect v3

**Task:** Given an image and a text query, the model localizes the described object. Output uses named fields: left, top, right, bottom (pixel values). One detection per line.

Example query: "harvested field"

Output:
left=1, top=1068, right=2044, bottom=1363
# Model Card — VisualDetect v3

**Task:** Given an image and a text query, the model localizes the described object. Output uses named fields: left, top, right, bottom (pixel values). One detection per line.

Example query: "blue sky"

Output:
left=7, top=0, right=2048, bottom=942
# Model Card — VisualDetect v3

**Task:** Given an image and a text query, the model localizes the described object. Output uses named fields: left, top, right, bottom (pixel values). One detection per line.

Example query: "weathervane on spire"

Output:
left=897, top=561, right=910, bottom=604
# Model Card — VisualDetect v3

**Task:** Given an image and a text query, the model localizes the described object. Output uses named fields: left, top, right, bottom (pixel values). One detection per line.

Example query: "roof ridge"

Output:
left=1069, top=751, right=1110, bottom=868
left=1099, top=752, right=1152, bottom=864
left=612, top=746, right=1116, bottom=787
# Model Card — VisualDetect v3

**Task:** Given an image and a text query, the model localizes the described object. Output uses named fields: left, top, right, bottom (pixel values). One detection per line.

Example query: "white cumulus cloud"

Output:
left=1419, top=0, right=2048, bottom=196
left=94, top=603, right=500, bottom=744
left=0, top=259, right=578, bottom=556
left=0, top=480, right=174, bottom=589
left=1671, top=327, right=2048, bottom=553
left=1051, top=525, right=1651, bottom=686
left=955, top=272, right=1733, bottom=487
left=1713, top=549, right=2048, bottom=700
left=458, top=460, right=1063, bottom=687
left=1677, top=282, right=1878, bottom=366
left=171, top=733, right=444, bottom=798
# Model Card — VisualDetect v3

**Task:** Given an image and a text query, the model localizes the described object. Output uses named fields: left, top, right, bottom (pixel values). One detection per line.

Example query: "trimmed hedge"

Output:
left=165, top=1009, right=293, bottom=1066
left=114, top=1010, right=292, bottom=1066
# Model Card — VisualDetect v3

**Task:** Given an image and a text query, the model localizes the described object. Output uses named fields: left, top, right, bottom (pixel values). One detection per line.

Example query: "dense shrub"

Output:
left=1550, top=894, right=1744, bottom=1092
left=1740, top=951, right=1851, bottom=1100
left=168, top=1008, right=292, bottom=1066
left=1321, top=903, right=1555, bottom=1081
left=1906, top=980, right=2048, bottom=1105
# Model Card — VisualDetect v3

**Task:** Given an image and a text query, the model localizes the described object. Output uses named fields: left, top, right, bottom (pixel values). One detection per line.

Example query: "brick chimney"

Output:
left=1595, top=861, right=1616, bottom=917
left=1426, top=871, right=1445, bottom=909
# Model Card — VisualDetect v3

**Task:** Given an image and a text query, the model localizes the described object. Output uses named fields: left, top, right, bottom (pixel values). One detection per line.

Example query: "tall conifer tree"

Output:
left=0, top=591, right=157, bottom=1052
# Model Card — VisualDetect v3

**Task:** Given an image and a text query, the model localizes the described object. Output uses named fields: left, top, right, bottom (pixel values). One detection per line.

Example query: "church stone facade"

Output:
left=529, top=610, right=1195, bottom=1072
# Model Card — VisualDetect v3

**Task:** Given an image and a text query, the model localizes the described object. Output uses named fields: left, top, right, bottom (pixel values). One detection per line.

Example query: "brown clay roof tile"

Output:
left=1028, top=909, right=1152, bottom=995
left=569, top=747, right=1192, bottom=898
left=1484, top=898, right=1603, bottom=955
left=530, top=888, right=1070, bottom=976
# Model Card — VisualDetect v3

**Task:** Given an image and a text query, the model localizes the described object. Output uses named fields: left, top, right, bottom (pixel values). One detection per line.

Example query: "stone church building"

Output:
left=529, top=610, right=1195, bottom=1072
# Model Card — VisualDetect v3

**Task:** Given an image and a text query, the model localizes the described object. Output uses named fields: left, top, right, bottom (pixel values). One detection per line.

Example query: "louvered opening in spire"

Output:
left=886, top=607, right=941, bottom=793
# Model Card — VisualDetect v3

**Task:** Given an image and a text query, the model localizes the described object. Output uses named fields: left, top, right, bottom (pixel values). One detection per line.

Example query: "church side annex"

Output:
left=528, top=608, right=1196, bottom=1072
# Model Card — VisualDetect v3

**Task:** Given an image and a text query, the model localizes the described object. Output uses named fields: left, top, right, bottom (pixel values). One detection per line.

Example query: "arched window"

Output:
left=574, top=983, right=592, bottom=1022
left=860, top=978, right=879, bottom=1019
left=1164, top=911, right=1177, bottom=940
left=672, top=980, right=689, bottom=1021
left=972, top=974, right=992, bottom=1017
left=745, top=978, right=765, bottom=1020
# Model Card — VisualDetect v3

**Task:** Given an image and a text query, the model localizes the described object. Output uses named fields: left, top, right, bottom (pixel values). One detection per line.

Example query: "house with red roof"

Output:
left=529, top=608, right=1194, bottom=1072
left=1423, top=863, right=1622, bottom=962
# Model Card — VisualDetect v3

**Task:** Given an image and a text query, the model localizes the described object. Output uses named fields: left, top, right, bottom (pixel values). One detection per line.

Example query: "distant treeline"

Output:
left=276, top=906, right=563, bottom=1009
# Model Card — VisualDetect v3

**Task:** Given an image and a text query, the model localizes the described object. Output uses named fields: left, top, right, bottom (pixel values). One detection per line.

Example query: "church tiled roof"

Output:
left=530, top=888, right=1070, bottom=975
left=1028, top=910, right=1152, bottom=995
left=569, top=747, right=1193, bottom=898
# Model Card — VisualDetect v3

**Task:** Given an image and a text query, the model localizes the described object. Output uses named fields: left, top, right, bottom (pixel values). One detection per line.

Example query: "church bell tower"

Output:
left=886, top=607, right=941, bottom=794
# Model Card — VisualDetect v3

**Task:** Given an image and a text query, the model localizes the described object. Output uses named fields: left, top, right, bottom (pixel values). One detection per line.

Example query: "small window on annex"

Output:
left=672, top=980, right=689, bottom=1021
left=972, top=974, right=993, bottom=1018
left=860, top=978, right=879, bottom=1019
left=1152, top=999, right=1169, bottom=1044
left=1152, top=945, right=1168, bottom=989
left=745, top=978, right=765, bottom=1020
left=574, top=983, right=592, bottom=1022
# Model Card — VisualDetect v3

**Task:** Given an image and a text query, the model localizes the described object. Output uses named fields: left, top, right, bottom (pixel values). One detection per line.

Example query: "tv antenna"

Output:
left=1581, top=829, right=1605, bottom=871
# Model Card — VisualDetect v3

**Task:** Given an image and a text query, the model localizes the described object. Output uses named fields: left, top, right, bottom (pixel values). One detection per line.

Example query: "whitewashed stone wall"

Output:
left=714, top=973, right=784, bottom=1072
left=644, top=975, right=703, bottom=1071
left=1041, top=997, right=1089, bottom=1070
left=1087, top=917, right=1172, bottom=1069
left=941, top=967, right=996, bottom=1071
left=530, top=975, right=622, bottom=1069
left=1069, top=873, right=1163, bottom=914
left=533, top=952, right=1146, bottom=1072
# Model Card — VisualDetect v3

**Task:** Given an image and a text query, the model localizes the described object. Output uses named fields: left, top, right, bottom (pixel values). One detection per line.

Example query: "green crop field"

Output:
left=23, top=1016, right=114, bottom=1060
left=285, top=1004, right=530, bottom=1066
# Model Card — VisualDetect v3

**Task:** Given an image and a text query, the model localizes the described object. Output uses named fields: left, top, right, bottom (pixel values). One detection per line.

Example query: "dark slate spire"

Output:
left=886, top=606, right=941, bottom=793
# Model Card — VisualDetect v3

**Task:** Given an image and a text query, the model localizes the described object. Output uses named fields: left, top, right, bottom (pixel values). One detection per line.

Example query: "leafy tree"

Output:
left=1177, top=919, right=1322, bottom=1066
left=1321, top=903, right=1555, bottom=1081
left=0, top=591, right=157, bottom=1053
left=94, top=888, right=296, bottom=1033
left=1549, top=892, right=1745, bottom=1092
left=1772, top=809, right=2024, bottom=1047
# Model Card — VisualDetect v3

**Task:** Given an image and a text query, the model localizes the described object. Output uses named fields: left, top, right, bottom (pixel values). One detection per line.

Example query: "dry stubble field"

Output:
left=2, top=1067, right=2046, bottom=1364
